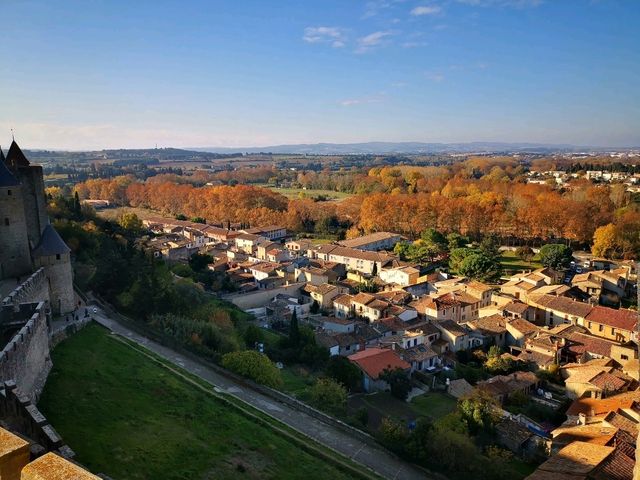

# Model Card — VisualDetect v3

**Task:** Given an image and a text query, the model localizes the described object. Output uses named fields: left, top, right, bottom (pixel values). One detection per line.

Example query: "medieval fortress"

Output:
left=0, top=142, right=96, bottom=478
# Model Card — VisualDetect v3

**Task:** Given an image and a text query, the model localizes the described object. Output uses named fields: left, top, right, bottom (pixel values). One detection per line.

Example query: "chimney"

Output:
left=578, top=413, right=586, bottom=425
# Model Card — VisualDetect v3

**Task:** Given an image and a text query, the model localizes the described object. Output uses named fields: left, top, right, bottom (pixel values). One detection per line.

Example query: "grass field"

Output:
left=498, top=250, right=543, bottom=274
left=38, top=324, right=360, bottom=480
left=261, top=186, right=353, bottom=201
left=409, top=392, right=458, bottom=420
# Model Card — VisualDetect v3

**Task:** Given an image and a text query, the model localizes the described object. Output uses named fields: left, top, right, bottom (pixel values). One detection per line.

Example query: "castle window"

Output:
left=3, top=218, right=8, bottom=226
left=56, top=254, right=61, bottom=260
left=7, top=190, right=11, bottom=196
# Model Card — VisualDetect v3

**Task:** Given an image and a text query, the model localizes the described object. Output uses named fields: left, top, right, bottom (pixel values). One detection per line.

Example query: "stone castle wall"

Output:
left=0, top=301, right=51, bottom=402
left=0, top=184, right=32, bottom=279
left=1, top=268, right=49, bottom=309
left=13, top=166, right=48, bottom=248
left=35, top=256, right=75, bottom=315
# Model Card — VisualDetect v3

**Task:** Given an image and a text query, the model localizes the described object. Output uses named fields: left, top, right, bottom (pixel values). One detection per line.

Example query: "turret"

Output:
left=5, top=141, right=48, bottom=248
left=32, top=224, right=75, bottom=314
left=0, top=149, right=32, bottom=279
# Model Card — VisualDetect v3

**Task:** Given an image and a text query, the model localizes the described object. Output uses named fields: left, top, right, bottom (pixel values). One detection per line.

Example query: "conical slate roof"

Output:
left=0, top=146, right=5, bottom=164
left=6, top=140, right=30, bottom=167
left=32, top=224, right=71, bottom=257
left=0, top=149, right=19, bottom=187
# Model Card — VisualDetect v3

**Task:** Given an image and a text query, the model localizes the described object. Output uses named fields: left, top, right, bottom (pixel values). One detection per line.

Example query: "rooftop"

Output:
left=348, top=347, right=410, bottom=379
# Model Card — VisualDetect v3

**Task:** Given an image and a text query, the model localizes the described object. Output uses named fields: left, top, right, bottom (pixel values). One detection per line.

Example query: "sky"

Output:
left=0, top=0, right=639, bottom=150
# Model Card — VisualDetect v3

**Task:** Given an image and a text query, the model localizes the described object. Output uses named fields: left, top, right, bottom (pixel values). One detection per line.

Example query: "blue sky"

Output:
left=1, top=0, right=639, bottom=149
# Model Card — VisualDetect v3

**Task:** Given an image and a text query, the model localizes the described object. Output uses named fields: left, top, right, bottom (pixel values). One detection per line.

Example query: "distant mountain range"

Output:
left=191, top=141, right=633, bottom=155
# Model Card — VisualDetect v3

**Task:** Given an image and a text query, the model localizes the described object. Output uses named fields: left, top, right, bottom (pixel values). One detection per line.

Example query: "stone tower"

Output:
left=5, top=141, right=48, bottom=248
left=32, top=224, right=75, bottom=314
left=0, top=147, right=32, bottom=279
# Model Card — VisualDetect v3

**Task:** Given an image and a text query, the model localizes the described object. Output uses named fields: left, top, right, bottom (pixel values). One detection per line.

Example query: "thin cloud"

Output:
left=355, top=30, right=394, bottom=53
left=424, top=71, right=445, bottom=82
left=339, top=93, right=386, bottom=106
left=303, top=26, right=347, bottom=48
left=402, top=41, right=428, bottom=48
left=410, top=5, right=442, bottom=16
left=456, top=0, right=542, bottom=7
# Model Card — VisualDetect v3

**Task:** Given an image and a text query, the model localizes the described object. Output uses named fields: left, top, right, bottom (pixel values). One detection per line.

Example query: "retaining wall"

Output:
left=1, top=268, right=49, bottom=309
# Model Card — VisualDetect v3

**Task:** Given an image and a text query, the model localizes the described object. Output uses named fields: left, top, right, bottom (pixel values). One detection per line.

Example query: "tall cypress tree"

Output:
left=288, top=308, right=300, bottom=347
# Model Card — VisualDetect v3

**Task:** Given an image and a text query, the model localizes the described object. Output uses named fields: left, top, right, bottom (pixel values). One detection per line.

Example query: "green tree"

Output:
left=380, top=367, right=412, bottom=401
left=447, top=233, right=468, bottom=251
left=394, top=241, right=411, bottom=260
left=309, top=378, right=347, bottom=415
left=539, top=243, right=573, bottom=269
left=479, top=235, right=500, bottom=261
left=288, top=308, right=300, bottom=346
left=449, top=247, right=476, bottom=273
left=325, top=355, right=362, bottom=391
left=118, top=211, right=142, bottom=233
left=221, top=350, right=283, bottom=388
left=458, top=253, right=501, bottom=281
left=310, top=299, right=320, bottom=314
left=243, top=324, right=265, bottom=348
left=189, top=253, right=213, bottom=272
left=458, top=390, right=500, bottom=435
left=515, top=246, right=534, bottom=264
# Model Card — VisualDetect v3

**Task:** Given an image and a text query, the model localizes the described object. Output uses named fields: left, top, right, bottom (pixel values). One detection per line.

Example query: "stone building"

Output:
left=0, top=141, right=74, bottom=315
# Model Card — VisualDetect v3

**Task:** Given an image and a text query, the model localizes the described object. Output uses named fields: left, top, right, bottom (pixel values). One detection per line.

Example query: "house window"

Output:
left=599, top=325, right=604, bottom=332
left=621, top=354, right=629, bottom=361
left=588, top=322, right=592, bottom=329
left=611, top=328, right=615, bottom=335
left=3, top=218, right=8, bottom=226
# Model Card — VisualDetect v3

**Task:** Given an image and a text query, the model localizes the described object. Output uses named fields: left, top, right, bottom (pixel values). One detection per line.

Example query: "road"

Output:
left=61, top=308, right=429, bottom=480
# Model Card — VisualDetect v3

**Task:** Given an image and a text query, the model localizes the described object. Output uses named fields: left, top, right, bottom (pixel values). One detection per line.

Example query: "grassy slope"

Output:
left=498, top=251, right=543, bottom=274
left=39, top=324, right=356, bottom=480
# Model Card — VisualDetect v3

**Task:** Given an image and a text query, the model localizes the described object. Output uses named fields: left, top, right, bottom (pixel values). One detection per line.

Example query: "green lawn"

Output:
left=262, top=186, right=353, bottom=202
left=38, top=324, right=359, bottom=480
left=498, top=251, right=543, bottom=274
left=409, top=392, right=458, bottom=420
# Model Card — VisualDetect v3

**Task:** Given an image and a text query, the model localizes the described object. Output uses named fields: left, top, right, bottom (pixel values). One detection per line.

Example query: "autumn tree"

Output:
left=515, top=246, right=534, bottom=264
left=592, top=223, right=618, bottom=258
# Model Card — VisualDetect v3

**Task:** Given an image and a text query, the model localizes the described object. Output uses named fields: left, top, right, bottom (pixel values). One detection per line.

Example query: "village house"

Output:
left=526, top=293, right=594, bottom=327
left=350, top=292, right=390, bottom=323
left=572, top=268, right=628, bottom=305
left=332, top=294, right=354, bottom=319
left=321, top=316, right=356, bottom=334
left=348, top=347, right=411, bottom=392
left=465, top=314, right=508, bottom=348
left=500, top=267, right=560, bottom=301
left=284, top=238, right=314, bottom=256
left=310, top=244, right=396, bottom=275
left=412, top=290, right=481, bottom=323
left=525, top=441, right=617, bottom=480
left=505, top=318, right=540, bottom=347
left=302, top=283, right=346, bottom=309
left=235, top=232, right=266, bottom=254
left=378, top=265, right=420, bottom=286
left=436, top=320, right=475, bottom=352
left=583, top=306, right=637, bottom=343
left=338, top=232, right=404, bottom=251
left=561, top=359, right=634, bottom=399
left=476, top=371, right=539, bottom=405
left=240, top=225, right=287, bottom=241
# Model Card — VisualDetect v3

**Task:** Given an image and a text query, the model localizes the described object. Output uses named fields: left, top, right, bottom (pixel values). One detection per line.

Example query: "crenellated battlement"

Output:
left=1, top=268, right=49, bottom=310
left=0, top=301, right=51, bottom=402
